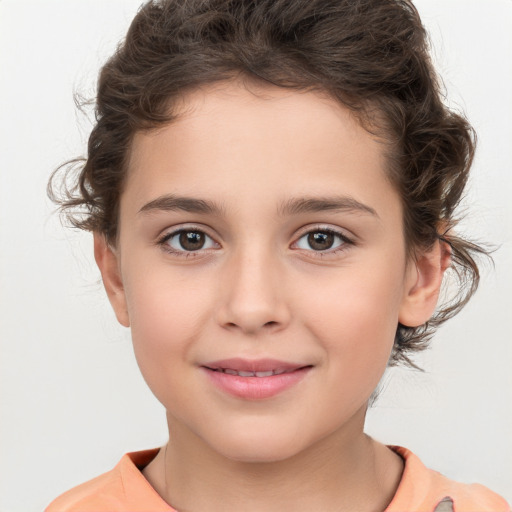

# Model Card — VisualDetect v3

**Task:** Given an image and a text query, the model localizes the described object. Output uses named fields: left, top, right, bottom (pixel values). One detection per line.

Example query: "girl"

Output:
left=43, top=0, right=510, bottom=510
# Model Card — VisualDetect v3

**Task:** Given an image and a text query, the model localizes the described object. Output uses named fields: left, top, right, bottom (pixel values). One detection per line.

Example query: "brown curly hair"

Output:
left=48, top=0, right=489, bottom=367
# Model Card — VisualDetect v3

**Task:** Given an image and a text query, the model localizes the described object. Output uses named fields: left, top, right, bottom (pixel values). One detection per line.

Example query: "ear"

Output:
left=93, top=233, right=130, bottom=327
left=398, top=239, right=451, bottom=327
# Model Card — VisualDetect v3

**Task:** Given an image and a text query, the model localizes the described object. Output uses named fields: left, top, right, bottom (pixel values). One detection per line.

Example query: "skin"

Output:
left=95, top=79, right=449, bottom=512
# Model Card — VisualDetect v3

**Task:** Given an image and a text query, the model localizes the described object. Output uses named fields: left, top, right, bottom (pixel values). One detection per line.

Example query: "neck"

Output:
left=144, top=409, right=403, bottom=512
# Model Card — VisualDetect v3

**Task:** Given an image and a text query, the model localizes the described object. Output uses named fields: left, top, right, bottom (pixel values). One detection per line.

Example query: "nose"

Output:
left=215, top=243, right=291, bottom=336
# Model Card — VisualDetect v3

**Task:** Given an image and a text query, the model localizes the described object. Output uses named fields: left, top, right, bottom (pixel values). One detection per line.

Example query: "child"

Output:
left=45, top=0, right=510, bottom=510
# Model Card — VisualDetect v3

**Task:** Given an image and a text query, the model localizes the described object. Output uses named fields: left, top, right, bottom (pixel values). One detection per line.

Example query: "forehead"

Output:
left=125, top=79, right=398, bottom=222
left=167, top=79, right=359, bottom=136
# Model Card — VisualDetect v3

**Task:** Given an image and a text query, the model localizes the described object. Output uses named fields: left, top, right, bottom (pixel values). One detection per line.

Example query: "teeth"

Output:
left=213, top=368, right=292, bottom=377
left=211, top=367, right=303, bottom=376
left=255, top=371, right=274, bottom=377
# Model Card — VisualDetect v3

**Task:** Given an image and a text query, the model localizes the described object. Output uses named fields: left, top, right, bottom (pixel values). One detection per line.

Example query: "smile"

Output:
left=206, top=367, right=299, bottom=377
left=201, top=359, right=313, bottom=400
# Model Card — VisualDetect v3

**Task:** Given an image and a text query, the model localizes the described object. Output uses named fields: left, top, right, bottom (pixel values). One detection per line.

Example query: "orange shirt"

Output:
left=45, top=446, right=510, bottom=512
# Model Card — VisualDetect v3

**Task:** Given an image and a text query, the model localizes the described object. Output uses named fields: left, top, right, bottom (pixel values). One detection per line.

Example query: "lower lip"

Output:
left=201, top=367, right=312, bottom=400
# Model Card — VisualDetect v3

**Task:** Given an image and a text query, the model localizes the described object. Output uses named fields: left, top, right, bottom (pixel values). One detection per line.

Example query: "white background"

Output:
left=0, top=1, right=511, bottom=510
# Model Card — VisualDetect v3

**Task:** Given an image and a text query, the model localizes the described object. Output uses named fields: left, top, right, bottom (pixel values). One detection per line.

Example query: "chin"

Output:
left=207, top=427, right=312, bottom=464
left=222, top=444, right=301, bottom=464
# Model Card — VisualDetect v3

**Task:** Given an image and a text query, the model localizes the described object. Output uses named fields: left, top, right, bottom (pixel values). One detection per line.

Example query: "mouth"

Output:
left=202, top=357, right=312, bottom=376
left=200, top=358, right=313, bottom=400
left=205, top=367, right=305, bottom=377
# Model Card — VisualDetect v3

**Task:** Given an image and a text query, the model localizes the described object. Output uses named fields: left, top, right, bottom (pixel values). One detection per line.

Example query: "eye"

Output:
left=157, top=227, right=218, bottom=257
left=293, top=226, right=354, bottom=257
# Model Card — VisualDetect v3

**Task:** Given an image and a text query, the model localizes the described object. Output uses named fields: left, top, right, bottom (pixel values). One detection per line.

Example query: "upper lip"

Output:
left=202, top=358, right=310, bottom=373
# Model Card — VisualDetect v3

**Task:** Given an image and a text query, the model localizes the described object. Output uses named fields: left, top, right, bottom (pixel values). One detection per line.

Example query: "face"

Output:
left=100, top=79, right=436, bottom=463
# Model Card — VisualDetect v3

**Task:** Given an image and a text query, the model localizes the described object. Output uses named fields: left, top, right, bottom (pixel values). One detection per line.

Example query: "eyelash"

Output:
left=156, top=225, right=355, bottom=260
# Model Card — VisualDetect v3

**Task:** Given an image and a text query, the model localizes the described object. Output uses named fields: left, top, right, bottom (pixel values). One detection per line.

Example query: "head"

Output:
left=49, top=0, right=487, bottom=460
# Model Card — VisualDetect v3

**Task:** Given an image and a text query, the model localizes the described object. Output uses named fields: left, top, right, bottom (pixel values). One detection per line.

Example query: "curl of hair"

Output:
left=48, top=0, right=491, bottom=368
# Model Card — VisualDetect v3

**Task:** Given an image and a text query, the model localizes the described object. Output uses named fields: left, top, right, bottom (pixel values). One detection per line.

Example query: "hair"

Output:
left=48, top=0, right=490, bottom=368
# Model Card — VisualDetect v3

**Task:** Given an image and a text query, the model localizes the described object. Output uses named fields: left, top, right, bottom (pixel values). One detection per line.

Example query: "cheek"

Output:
left=125, top=259, right=212, bottom=341
left=299, top=265, right=404, bottom=385
left=123, top=270, right=208, bottom=401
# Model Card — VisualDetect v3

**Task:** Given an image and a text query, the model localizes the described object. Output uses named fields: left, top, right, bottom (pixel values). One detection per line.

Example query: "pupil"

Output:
left=180, top=231, right=204, bottom=251
left=308, top=232, right=333, bottom=250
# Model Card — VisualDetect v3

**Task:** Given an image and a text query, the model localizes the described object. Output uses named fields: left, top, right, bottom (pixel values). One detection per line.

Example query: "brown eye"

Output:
left=178, top=231, right=206, bottom=251
left=293, top=227, right=354, bottom=257
left=159, top=228, right=218, bottom=255
left=307, top=231, right=336, bottom=251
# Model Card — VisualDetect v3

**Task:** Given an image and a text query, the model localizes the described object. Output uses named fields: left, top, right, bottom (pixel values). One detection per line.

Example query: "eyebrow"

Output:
left=138, top=194, right=378, bottom=218
left=277, top=196, right=378, bottom=218
left=139, top=195, right=228, bottom=216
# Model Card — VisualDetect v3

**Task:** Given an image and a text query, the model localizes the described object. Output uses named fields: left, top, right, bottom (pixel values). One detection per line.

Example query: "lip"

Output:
left=202, top=357, right=307, bottom=373
left=201, top=358, right=313, bottom=400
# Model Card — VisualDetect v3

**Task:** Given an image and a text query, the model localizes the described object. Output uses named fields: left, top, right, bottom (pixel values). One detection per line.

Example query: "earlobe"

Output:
left=93, top=233, right=130, bottom=327
left=398, top=239, right=451, bottom=327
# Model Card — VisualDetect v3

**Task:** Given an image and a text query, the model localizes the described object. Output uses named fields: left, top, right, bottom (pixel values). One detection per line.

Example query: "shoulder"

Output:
left=45, top=465, right=124, bottom=512
left=386, top=446, right=511, bottom=512
left=45, top=449, right=175, bottom=512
